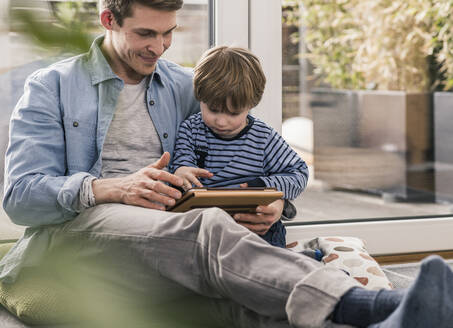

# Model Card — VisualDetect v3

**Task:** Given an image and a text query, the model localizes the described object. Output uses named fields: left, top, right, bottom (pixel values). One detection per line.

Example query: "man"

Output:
left=2, top=1, right=453, bottom=327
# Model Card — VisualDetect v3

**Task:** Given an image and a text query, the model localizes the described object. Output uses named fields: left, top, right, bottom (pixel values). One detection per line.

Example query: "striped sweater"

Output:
left=171, top=113, right=308, bottom=200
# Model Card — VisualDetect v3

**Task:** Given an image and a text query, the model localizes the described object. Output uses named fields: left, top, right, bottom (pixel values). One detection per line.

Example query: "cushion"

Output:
left=0, top=242, right=74, bottom=325
left=288, top=236, right=393, bottom=290
left=0, top=242, right=223, bottom=327
left=0, top=243, right=14, bottom=261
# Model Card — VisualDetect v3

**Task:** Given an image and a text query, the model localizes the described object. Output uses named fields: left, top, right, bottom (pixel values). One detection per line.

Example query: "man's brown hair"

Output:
left=193, top=46, right=266, bottom=113
left=100, top=0, right=183, bottom=26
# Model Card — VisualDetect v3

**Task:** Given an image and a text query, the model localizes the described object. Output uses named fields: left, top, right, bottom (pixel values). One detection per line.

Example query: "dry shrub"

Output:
left=283, top=0, right=453, bottom=91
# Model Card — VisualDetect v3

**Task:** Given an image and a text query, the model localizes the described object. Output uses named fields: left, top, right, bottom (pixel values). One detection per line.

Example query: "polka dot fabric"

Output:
left=288, top=236, right=393, bottom=290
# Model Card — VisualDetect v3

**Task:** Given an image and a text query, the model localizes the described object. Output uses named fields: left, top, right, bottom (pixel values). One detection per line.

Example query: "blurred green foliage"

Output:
left=283, top=0, right=453, bottom=92
left=10, top=1, right=99, bottom=54
left=1, top=238, right=227, bottom=327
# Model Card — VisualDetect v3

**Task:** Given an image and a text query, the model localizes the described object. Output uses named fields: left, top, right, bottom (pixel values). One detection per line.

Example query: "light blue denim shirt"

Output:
left=3, top=36, right=200, bottom=228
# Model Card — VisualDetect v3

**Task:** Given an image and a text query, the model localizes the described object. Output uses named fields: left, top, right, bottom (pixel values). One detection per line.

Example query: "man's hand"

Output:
left=174, top=166, right=213, bottom=191
left=232, top=182, right=284, bottom=235
left=92, top=152, right=184, bottom=210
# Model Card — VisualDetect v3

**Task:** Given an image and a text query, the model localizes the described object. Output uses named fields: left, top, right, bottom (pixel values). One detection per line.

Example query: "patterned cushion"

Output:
left=288, top=236, right=393, bottom=290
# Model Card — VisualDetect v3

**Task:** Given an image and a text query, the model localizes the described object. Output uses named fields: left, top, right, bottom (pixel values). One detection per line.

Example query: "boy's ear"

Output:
left=100, top=9, right=116, bottom=30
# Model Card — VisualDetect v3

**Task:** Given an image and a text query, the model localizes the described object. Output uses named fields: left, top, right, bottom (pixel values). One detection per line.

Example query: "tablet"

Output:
left=168, top=187, right=284, bottom=214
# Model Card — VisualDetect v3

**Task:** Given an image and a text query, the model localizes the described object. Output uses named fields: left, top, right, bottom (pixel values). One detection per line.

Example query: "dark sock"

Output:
left=370, top=256, right=453, bottom=328
left=372, top=289, right=405, bottom=322
left=332, top=287, right=404, bottom=327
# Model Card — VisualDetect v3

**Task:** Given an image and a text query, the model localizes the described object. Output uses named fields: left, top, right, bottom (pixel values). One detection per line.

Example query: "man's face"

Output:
left=200, top=101, right=250, bottom=138
left=110, top=4, right=177, bottom=79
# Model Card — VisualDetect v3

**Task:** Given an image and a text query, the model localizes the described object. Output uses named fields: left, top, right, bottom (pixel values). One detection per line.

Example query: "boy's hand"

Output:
left=174, top=166, right=213, bottom=191
left=233, top=199, right=284, bottom=235
left=233, top=182, right=284, bottom=235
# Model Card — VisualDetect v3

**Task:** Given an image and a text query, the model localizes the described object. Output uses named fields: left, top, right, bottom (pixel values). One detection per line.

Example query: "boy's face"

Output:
left=200, top=101, right=250, bottom=138
left=107, top=3, right=177, bottom=80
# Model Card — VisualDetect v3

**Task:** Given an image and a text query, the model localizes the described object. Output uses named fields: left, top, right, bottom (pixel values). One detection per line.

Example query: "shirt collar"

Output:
left=148, top=65, right=164, bottom=87
left=86, top=35, right=119, bottom=85
left=208, top=115, right=255, bottom=141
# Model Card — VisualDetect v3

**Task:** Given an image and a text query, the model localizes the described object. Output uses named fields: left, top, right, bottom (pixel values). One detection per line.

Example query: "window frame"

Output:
left=214, top=0, right=282, bottom=133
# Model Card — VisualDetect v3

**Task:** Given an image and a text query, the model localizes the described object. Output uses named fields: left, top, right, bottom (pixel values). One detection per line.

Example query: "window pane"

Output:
left=0, top=0, right=209, bottom=164
left=164, top=0, right=209, bottom=67
left=281, top=1, right=452, bottom=223
left=0, top=0, right=210, bottom=236
left=1, top=0, right=209, bottom=68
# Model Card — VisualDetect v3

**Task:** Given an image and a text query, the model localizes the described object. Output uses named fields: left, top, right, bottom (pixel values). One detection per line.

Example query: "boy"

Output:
left=171, top=46, right=309, bottom=248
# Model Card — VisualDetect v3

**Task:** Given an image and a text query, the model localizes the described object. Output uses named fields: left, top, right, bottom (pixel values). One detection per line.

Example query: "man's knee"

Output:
left=197, top=207, right=236, bottom=230
left=193, top=207, right=252, bottom=246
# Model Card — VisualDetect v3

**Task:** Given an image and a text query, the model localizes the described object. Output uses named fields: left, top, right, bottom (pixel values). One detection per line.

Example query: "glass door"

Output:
left=216, top=0, right=453, bottom=255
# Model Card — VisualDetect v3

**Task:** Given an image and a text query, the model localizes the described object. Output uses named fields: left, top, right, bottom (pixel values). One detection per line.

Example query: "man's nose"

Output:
left=147, top=35, right=165, bottom=56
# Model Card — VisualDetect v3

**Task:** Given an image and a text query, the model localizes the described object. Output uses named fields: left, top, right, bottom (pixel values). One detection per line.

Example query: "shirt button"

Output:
left=73, top=121, right=79, bottom=127
left=149, top=100, right=155, bottom=106
left=163, top=133, right=168, bottom=139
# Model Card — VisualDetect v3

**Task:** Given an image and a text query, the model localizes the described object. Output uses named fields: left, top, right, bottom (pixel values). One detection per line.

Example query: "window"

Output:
left=2, top=0, right=452, bottom=254
left=164, top=0, right=209, bottom=67
left=217, top=0, right=453, bottom=255
left=278, top=0, right=453, bottom=254
left=282, top=0, right=450, bottom=220
left=0, top=0, right=211, bottom=174
left=0, top=0, right=211, bottom=238
left=2, top=0, right=209, bottom=69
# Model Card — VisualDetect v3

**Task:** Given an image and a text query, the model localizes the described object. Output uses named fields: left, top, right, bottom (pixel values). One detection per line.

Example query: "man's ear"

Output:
left=100, top=9, right=116, bottom=30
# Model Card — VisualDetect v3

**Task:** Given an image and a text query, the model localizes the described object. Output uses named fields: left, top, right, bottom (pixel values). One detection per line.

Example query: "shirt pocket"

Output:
left=63, top=117, right=97, bottom=171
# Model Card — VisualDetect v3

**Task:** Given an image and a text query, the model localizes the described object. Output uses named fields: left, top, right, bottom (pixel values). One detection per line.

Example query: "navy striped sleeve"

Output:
left=261, top=128, right=309, bottom=200
left=171, top=118, right=198, bottom=172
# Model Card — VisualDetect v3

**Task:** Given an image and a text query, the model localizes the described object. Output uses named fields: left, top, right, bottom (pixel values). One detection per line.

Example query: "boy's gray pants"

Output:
left=37, top=204, right=359, bottom=327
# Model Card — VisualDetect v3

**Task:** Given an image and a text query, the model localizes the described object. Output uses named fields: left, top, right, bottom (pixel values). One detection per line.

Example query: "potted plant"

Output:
left=283, top=0, right=449, bottom=201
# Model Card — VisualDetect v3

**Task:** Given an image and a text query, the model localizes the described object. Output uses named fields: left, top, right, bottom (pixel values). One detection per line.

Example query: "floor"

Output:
left=292, top=177, right=453, bottom=223
left=382, top=258, right=453, bottom=289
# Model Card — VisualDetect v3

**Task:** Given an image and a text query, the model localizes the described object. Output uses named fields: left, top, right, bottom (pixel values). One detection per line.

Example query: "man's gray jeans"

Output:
left=42, top=204, right=358, bottom=327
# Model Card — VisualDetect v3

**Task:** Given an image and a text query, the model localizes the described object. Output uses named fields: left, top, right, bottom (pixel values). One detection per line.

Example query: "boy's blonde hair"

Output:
left=193, top=46, right=266, bottom=113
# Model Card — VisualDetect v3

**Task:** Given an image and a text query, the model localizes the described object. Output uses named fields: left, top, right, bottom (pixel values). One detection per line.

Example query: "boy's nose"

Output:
left=215, top=115, right=228, bottom=127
